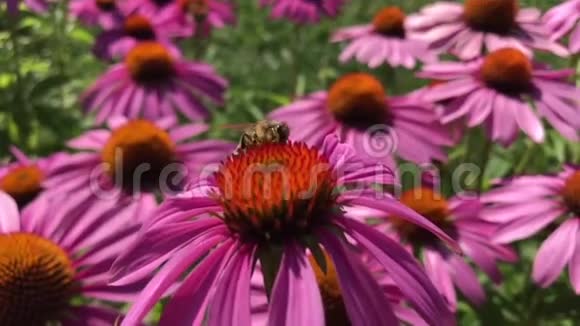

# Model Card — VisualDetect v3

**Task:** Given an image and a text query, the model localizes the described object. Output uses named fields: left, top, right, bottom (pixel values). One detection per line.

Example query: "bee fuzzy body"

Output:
left=234, top=121, right=290, bottom=154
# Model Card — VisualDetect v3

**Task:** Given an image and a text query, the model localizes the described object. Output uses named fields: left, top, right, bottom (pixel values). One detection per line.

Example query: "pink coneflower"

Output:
left=83, top=41, right=227, bottom=123
left=420, top=48, right=580, bottom=146
left=93, top=11, right=188, bottom=60
left=44, top=116, right=234, bottom=220
left=0, top=191, right=145, bottom=325
left=260, top=0, right=344, bottom=24
left=250, top=253, right=429, bottom=326
left=332, top=6, right=436, bottom=69
left=268, top=73, right=453, bottom=165
left=111, top=135, right=458, bottom=326
left=544, top=0, right=580, bottom=54
left=481, top=166, right=580, bottom=293
left=0, top=146, right=64, bottom=208
left=351, top=187, right=518, bottom=311
left=406, top=0, right=568, bottom=60
left=69, top=0, right=125, bottom=29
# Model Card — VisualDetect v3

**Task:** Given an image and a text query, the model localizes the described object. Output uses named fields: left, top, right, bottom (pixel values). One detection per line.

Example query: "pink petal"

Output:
left=267, top=243, right=324, bottom=326
left=0, top=192, right=20, bottom=233
left=341, top=194, right=459, bottom=252
left=533, top=219, right=579, bottom=288
left=320, top=230, right=398, bottom=326
left=449, top=256, right=485, bottom=306
left=159, top=240, right=237, bottom=326
left=208, top=246, right=254, bottom=326
left=569, top=232, right=580, bottom=294
left=339, top=217, right=454, bottom=326
left=121, top=233, right=226, bottom=325
left=424, top=249, right=456, bottom=311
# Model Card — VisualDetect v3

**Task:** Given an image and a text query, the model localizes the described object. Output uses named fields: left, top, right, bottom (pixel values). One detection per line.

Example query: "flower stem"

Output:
left=514, top=141, right=534, bottom=174
left=477, top=137, right=492, bottom=192
left=574, top=54, right=580, bottom=87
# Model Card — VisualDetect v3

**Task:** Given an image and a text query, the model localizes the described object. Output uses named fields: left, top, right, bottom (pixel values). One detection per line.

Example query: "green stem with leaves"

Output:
left=573, top=54, right=580, bottom=87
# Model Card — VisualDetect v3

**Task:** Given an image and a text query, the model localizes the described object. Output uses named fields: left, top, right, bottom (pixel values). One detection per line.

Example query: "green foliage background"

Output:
left=1, top=0, right=579, bottom=324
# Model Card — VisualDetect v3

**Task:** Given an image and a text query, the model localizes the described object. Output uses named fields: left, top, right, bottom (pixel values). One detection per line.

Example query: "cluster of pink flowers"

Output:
left=1, top=0, right=579, bottom=325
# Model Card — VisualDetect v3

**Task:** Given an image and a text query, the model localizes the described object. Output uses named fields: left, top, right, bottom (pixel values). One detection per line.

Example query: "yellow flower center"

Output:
left=214, top=142, right=337, bottom=241
left=101, top=119, right=177, bottom=193
left=392, top=187, right=452, bottom=244
left=0, top=233, right=76, bottom=326
left=464, top=0, right=519, bottom=35
left=0, top=165, right=44, bottom=208
left=372, top=6, right=406, bottom=38
left=481, top=48, right=532, bottom=94
left=563, top=171, right=580, bottom=216
left=125, top=42, right=176, bottom=85
left=327, top=73, right=390, bottom=130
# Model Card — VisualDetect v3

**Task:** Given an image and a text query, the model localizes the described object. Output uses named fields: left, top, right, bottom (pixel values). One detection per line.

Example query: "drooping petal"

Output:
left=338, top=217, right=454, bottom=326
left=341, top=194, right=459, bottom=251
left=320, top=230, right=398, bottom=326
left=533, top=219, right=579, bottom=288
left=121, top=233, right=227, bottom=325
left=159, top=240, right=237, bottom=326
left=267, top=242, right=324, bottom=326
left=208, top=246, right=255, bottom=326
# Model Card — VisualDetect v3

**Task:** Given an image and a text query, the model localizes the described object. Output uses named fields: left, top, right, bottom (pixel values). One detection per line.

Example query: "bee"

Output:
left=231, top=120, right=290, bottom=154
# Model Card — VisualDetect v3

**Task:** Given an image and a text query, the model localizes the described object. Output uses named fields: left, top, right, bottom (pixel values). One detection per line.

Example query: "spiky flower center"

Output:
left=214, top=142, right=337, bottom=241
left=124, top=14, right=156, bottom=40
left=0, top=233, right=75, bottom=326
left=372, top=7, right=406, bottom=38
left=563, top=171, right=580, bottom=216
left=327, top=73, right=389, bottom=130
left=101, top=119, right=177, bottom=193
left=481, top=48, right=532, bottom=94
left=392, top=187, right=452, bottom=244
left=125, top=42, right=175, bottom=85
left=180, top=0, right=210, bottom=19
left=0, top=165, right=44, bottom=208
left=95, top=0, right=115, bottom=11
left=309, top=253, right=350, bottom=326
left=464, top=0, right=519, bottom=35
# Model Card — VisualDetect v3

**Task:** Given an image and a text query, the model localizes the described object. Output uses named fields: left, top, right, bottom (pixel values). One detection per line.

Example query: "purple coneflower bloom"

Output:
left=260, top=0, right=344, bottom=24
left=0, top=191, right=145, bottom=325
left=92, top=10, right=189, bottom=60
left=544, top=0, right=580, bottom=54
left=43, top=116, right=234, bottom=221
left=420, top=48, right=580, bottom=145
left=481, top=166, right=580, bottom=293
left=111, top=135, right=458, bottom=326
left=350, top=187, right=517, bottom=311
left=70, top=0, right=125, bottom=29
left=128, top=0, right=236, bottom=37
left=332, top=6, right=436, bottom=69
left=250, top=253, right=429, bottom=326
left=83, top=41, right=227, bottom=123
left=0, top=146, right=64, bottom=208
left=406, top=0, right=568, bottom=60
left=269, top=73, right=453, bottom=166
